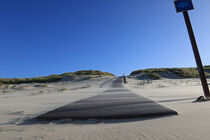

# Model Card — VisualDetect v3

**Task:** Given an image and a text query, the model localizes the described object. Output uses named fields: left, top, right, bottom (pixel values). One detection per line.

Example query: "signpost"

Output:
left=174, top=0, right=210, bottom=99
left=174, top=0, right=194, bottom=13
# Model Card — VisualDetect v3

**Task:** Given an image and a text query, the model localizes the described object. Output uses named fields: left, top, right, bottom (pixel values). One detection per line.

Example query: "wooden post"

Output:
left=183, top=11, right=210, bottom=98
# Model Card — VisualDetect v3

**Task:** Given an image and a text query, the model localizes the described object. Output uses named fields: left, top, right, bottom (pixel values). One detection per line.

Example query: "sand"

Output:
left=1, top=77, right=210, bottom=140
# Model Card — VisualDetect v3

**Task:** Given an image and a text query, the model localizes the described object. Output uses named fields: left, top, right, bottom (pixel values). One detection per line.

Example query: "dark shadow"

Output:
left=19, top=114, right=178, bottom=126
left=104, top=89, right=131, bottom=92
left=0, top=122, right=16, bottom=126
left=156, top=97, right=197, bottom=103
left=192, top=96, right=210, bottom=103
left=39, top=97, right=195, bottom=114
left=6, top=97, right=192, bottom=126
left=100, top=115, right=177, bottom=124
left=19, top=117, right=51, bottom=125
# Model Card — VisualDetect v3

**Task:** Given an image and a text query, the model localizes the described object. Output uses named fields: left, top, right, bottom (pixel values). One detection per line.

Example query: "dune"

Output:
left=1, top=75, right=210, bottom=140
left=129, top=66, right=210, bottom=80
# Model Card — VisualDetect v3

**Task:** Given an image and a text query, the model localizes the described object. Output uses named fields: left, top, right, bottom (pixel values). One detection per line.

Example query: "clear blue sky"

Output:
left=1, top=0, right=210, bottom=78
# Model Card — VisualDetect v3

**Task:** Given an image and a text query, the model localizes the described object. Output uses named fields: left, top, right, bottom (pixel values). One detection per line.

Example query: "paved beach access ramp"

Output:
left=37, top=77, right=177, bottom=120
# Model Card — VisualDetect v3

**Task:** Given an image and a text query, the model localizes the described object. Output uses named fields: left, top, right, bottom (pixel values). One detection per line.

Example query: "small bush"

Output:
left=0, top=82, right=4, bottom=88
left=59, top=88, right=68, bottom=91
left=17, top=86, right=26, bottom=90
left=39, top=90, right=44, bottom=93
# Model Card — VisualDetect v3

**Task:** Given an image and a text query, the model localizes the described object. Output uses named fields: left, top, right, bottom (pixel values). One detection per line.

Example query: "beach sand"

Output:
left=1, top=77, right=210, bottom=140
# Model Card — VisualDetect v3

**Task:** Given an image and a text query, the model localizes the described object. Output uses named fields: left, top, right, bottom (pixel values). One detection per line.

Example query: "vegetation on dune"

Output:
left=147, top=73, right=162, bottom=80
left=168, top=68, right=199, bottom=78
left=0, top=70, right=114, bottom=84
left=73, top=70, right=114, bottom=76
left=130, top=66, right=210, bottom=79
left=0, top=75, right=62, bottom=84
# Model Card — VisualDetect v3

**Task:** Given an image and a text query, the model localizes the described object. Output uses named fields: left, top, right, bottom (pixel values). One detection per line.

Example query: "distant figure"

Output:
left=123, top=74, right=127, bottom=83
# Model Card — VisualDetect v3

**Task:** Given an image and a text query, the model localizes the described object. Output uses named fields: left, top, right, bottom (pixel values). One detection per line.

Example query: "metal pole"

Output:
left=183, top=11, right=210, bottom=98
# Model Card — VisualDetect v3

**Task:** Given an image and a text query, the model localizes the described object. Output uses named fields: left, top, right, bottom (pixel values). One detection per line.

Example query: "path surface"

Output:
left=37, top=77, right=177, bottom=120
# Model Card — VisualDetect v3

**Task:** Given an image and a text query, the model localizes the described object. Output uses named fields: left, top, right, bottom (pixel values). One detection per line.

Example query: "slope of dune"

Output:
left=0, top=70, right=115, bottom=84
left=130, top=66, right=210, bottom=80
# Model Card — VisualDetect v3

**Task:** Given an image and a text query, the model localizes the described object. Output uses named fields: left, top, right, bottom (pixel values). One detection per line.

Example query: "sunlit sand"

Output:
left=1, top=76, right=210, bottom=140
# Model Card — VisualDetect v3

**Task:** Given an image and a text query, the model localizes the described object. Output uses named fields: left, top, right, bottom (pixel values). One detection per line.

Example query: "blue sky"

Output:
left=0, top=0, right=210, bottom=78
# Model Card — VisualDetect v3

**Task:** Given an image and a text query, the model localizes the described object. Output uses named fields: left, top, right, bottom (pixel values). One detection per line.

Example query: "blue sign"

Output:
left=174, top=0, right=194, bottom=13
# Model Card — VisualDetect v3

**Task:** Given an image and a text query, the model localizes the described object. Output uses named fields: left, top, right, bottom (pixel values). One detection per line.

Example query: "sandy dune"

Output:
left=1, top=77, right=210, bottom=140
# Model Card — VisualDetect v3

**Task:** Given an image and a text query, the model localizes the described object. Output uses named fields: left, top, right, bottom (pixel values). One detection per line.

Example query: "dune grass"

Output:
left=0, top=70, right=114, bottom=84
left=130, top=66, right=210, bottom=79
left=147, top=73, right=162, bottom=80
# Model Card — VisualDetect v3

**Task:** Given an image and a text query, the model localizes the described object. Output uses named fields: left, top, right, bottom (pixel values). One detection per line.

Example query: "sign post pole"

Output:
left=174, top=0, right=210, bottom=99
left=183, top=11, right=210, bottom=98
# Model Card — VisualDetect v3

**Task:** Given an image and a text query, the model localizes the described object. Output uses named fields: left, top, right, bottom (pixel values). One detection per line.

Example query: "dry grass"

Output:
left=59, top=88, right=68, bottom=92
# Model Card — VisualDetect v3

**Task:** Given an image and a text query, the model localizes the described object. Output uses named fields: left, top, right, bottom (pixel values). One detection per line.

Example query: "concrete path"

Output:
left=37, top=78, right=177, bottom=120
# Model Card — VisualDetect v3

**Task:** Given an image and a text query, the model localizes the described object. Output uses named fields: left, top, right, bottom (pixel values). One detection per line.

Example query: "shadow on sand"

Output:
left=157, top=97, right=197, bottom=103
left=18, top=96, right=199, bottom=126
left=19, top=114, right=177, bottom=126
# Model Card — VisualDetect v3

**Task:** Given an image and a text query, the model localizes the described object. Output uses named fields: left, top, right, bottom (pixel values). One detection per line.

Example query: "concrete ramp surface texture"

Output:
left=37, top=77, right=177, bottom=120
